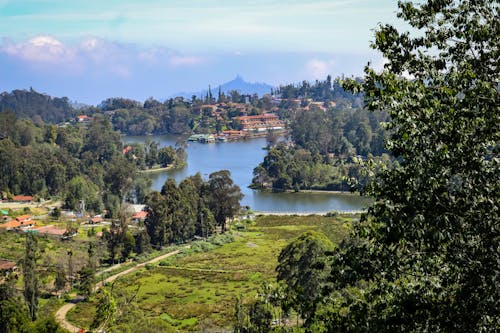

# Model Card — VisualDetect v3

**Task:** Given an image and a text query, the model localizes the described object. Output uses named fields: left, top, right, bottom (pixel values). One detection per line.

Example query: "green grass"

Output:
left=69, top=214, right=356, bottom=331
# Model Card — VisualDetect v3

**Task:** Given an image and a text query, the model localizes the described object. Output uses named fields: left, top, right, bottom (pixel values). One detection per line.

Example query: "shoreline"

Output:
left=139, top=164, right=176, bottom=173
left=252, top=210, right=364, bottom=216
left=251, top=188, right=362, bottom=196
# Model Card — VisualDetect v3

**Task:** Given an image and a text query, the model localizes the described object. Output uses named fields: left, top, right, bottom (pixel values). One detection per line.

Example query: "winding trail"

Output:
left=55, top=247, right=186, bottom=332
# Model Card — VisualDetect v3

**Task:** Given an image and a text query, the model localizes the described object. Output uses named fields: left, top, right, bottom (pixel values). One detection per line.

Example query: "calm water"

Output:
left=123, top=135, right=371, bottom=213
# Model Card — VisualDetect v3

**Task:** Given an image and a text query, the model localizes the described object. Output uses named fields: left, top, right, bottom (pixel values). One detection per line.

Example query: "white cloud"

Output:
left=2, top=35, right=76, bottom=64
left=304, top=58, right=335, bottom=79
left=1, top=35, right=205, bottom=78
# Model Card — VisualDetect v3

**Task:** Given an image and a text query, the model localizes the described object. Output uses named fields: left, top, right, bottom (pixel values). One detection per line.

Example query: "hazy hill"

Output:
left=169, top=75, right=274, bottom=100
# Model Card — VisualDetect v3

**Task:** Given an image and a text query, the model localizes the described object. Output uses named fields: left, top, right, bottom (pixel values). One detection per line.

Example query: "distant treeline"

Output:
left=0, top=88, right=77, bottom=124
left=0, top=76, right=366, bottom=136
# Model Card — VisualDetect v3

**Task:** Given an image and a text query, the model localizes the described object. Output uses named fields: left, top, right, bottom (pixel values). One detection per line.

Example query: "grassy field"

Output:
left=67, top=213, right=355, bottom=331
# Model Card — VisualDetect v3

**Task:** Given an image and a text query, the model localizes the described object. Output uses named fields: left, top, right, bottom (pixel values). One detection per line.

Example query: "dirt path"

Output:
left=55, top=247, right=186, bottom=332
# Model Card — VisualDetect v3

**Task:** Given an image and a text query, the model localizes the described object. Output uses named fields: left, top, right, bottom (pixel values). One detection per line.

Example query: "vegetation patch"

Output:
left=69, top=214, right=352, bottom=331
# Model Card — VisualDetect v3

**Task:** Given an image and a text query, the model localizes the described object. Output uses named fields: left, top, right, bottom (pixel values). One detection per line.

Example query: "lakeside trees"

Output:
left=264, top=0, right=499, bottom=331
left=251, top=85, right=391, bottom=191
left=0, top=113, right=157, bottom=214
left=145, top=171, right=241, bottom=246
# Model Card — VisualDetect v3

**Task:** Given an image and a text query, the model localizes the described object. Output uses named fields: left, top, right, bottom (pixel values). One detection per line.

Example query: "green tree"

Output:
left=54, top=268, right=66, bottom=296
left=64, top=176, right=100, bottom=212
left=32, top=316, right=66, bottom=333
left=0, top=298, right=30, bottom=333
left=144, top=191, right=172, bottom=247
left=157, top=146, right=177, bottom=167
left=77, top=266, right=95, bottom=298
left=276, top=231, right=333, bottom=323
left=23, top=233, right=39, bottom=321
left=91, top=288, right=117, bottom=331
left=313, top=1, right=499, bottom=331
left=248, top=301, right=273, bottom=333
left=206, top=170, right=243, bottom=233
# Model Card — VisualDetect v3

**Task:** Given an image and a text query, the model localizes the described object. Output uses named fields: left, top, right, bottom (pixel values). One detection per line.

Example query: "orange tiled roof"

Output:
left=0, top=260, right=16, bottom=270
left=12, top=195, right=33, bottom=202
left=122, top=146, right=132, bottom=154
left=0, top=220, right=20, bottom=229
left=91, top=216, right=103, bottom=223
left=35, top=225, right=66, bottom=236
left=133, top=211, right=148, bottom=219
left=16, top=214, right=31, bottom=222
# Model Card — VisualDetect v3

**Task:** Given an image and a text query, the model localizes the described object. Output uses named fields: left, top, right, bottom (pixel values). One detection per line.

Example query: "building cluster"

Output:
left=238, top=114, right=284, bottom=132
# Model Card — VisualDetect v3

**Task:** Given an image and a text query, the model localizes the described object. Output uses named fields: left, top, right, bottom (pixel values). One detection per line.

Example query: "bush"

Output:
left=191, top=241, right=216, bottom=253
left=209, top=234, right=234, bottom=246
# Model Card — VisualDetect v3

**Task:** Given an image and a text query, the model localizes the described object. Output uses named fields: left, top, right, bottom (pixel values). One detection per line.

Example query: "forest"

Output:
left=251, top=105, right=391, bottom=191
left=0, top=111, right=184, bottom=216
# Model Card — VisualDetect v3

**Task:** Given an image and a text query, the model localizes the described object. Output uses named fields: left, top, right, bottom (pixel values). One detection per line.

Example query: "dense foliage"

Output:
left=261, top=0, right=499, bottom=331
left=0, top=112, right=151, bottom=214
left=123, top=139, right=186, bottom=170
left=251, top=102, right=391, bottom=191
left=0, top=88, right=77, bottom=124
left=145, top=171, right=242, bottom=246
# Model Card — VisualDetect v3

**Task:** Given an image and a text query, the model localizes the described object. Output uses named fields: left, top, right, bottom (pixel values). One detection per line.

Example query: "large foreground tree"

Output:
left=301, top=1, right=499, bottom=332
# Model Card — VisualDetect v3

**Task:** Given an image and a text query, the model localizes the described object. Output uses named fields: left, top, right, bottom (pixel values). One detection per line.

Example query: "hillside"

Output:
left=0, top=88, right=77, bottom=124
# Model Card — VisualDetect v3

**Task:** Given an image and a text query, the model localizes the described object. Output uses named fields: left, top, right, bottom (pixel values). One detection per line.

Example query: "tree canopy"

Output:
left=271, top=1, right=499, bottom=331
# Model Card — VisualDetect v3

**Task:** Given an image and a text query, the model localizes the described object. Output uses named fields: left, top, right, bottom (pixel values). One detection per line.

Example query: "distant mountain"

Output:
left=169, top=75, right=274, bottom=100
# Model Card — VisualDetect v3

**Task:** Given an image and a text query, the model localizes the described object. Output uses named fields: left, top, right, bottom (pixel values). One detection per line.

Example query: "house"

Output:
left=77, top=115, right=91, bottom=123
left=0, top=214, right=35, bottom=230
left=122, top=145, right=133, bottom=155
left=12, top=195, right=34, bottom=203
left=218, top=130, right=244, bottom=141
left=34, top=225, right=66, bottom=237
left=132, top=210, right=148, bottom=223
left=0, top=260, right=17, bottom=276
left=89, top=216, right=103, bottom=224
left=238, top=114, right=285, bottom=132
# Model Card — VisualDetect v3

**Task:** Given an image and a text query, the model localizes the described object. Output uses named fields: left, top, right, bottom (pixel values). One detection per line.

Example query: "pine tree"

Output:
left=23, top=233, right=39, bottom=321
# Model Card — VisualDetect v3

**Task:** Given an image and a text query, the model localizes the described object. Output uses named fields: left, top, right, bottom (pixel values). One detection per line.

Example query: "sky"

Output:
left=0, top=0, right=402, bottom=104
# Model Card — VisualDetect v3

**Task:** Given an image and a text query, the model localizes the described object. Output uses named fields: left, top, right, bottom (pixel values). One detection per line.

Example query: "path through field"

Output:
left=55, top=247, right=186, bottom=332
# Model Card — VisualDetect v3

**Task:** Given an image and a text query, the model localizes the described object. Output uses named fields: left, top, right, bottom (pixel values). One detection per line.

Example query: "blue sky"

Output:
left=0, top=0, right=401, bottom=104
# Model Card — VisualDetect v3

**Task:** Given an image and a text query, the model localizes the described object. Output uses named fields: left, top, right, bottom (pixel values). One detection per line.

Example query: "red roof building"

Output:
left=77, top=115, right=91, bottom=122
left=133, top=211, right=148, bottom=222
left=122, top=145, right=133, bottom=155
left=35, top=225, right=66, bottom=236
left=12, top=195, right=33, bottom=202
left=90, top=216, right=103, bottom=224
left=0, top=260, right=17, bottom=273
left=0, top=214, right=35, bottom=230
left=238, top=114, right=284, bottom=132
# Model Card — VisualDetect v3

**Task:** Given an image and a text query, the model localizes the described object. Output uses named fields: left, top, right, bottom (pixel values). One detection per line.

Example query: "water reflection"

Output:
left=123, top=135, right=370, bottom=213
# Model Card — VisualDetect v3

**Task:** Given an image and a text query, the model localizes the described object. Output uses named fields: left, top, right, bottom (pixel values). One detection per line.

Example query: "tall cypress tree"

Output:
left=23, top=233, right=39, bottom=321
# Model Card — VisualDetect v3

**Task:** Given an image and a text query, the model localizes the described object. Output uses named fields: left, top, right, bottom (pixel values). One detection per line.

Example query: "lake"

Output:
left=123, top=135, right=371, bottom=213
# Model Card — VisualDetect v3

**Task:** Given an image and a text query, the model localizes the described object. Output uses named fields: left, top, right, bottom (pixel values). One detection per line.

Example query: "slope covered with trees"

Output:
left=0, top=89, right=77, bottom=124
left=252, top=81, right=391, bottom=191
left=0, top=112, right=150, bottom=215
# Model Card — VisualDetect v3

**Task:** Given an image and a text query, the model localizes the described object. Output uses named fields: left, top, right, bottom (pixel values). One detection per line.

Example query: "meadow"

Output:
left=67, top=213, right=355, bottom=331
